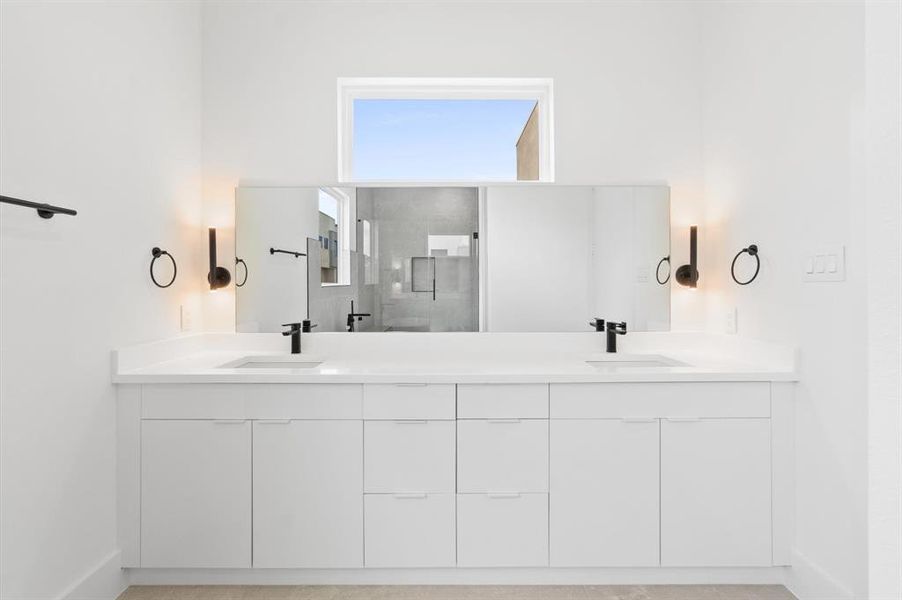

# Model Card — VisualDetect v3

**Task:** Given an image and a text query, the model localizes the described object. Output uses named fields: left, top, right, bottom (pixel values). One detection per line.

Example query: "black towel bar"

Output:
left=0, top=194, right=77, bottom=218
left=270, top=247, right=306, bottom=258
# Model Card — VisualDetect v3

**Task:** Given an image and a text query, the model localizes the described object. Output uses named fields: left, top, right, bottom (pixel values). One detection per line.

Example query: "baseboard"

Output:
left=127, top=566, right=784, bottom=586
left=56, top=550, right=128, bottom=600
left=784, top=550, right=855, bottom=600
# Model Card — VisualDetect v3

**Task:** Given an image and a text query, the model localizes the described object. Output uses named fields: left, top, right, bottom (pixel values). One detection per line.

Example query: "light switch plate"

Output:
left=725, top=307, right=738, bottom=335
left=180, top=305, right=194, bottom=332
left=803, top=245, right=845, bottom=282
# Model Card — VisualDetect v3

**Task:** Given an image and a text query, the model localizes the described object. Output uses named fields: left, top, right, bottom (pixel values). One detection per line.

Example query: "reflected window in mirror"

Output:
left=428, top=234, right=471, bottom=257
left=318, top=187, right=350, bottom=286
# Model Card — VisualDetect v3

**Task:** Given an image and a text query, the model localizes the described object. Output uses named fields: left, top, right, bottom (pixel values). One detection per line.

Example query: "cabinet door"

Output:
left=661, top=418, right=771, bottom=566
left=457, top=493, right=548, bottom=567
left=364, top=420, right=455, bottom=493
left=364, top=493, right=456, bottom=567
left=458, top=419, right=548, bottom=493
left=141, top=420, right=251, bottom=568
left=253, top=420, right=363, bottom=568
left=550, top=419, right=659, bottom=567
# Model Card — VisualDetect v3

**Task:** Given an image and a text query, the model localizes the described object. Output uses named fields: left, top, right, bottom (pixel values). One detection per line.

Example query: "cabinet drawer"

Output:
left=551, top=383, right=770, bottom=419
left=364, top=420, right=455, bottom=493
left=141, top=384, right=362, bottom=420
left=363, top=384, right=455, bottom=419
left=457, top=420, right=548, bottom=493
left=457, top=384, right=548, bottom=419
left=364, top=493, right=455, bottom=567
left=457, top=493, right=548, bottom=567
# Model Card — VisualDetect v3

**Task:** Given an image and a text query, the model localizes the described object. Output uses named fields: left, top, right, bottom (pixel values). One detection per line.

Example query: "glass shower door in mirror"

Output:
left=356, top=187, right=478, bottom=332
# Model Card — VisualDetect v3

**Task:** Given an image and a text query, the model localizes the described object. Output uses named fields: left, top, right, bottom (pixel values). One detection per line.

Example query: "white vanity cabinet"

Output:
left=661, top=417, right=772, bottom=566
left=363, top=383, right=456, bottom=567
left=119, top=378, right=791, bottom=575
left=253, top=420, right=363, bottom=568
left=131, top=384, right=363, bottom=569
left=456, top=384, right=550, bottom=567
left=549, top=382, right=775, bottom=568
left=140, top=419, right=252, bottom=568
left=550, top=418, right=660, bottom=567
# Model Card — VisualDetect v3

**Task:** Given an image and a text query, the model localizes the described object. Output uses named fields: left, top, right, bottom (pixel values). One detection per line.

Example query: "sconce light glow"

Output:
left=675, top=225, right=699, bottom=289
left=207, top=227, right=232, bottom=290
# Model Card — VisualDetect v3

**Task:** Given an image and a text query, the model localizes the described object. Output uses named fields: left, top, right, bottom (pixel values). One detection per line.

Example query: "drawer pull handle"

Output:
left=257, top=419, right=291, bottom=425
left=395, top=383, right=429, bottom=387
left=393, top=493, right=428, bottom=499
left=665, top=417, right=702, bottom=422
left=621, top=417, right=656, bottom=423
left=394, top=420, right=428, bottom=425
left=487, top=492, right=521, bottom=499
left=212, top=419, right=246, bottom=424
left=487, top=419, right=521, bottom=424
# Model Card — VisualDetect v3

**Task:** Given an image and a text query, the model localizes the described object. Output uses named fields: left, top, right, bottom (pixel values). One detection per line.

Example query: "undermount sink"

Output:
left=220, top=355, right=323, bottom=369
left=585, top=354, right=686, bottom=369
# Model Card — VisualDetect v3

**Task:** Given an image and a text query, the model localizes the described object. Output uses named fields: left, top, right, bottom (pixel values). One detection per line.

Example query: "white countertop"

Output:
left=113, top=332, right=798, bottom=384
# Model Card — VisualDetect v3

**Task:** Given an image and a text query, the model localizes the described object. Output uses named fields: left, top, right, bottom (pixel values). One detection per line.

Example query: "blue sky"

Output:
left=352, top=99, right=537, bottom=181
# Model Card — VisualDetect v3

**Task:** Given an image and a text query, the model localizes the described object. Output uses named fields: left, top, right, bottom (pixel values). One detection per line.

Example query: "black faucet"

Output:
left=606, top=321, right=627, bottom=352
left=346, top=300, right=371, bottom=332
left=589, top=318, right=628, bottom=352
left=282, top=319, right=316, bottom=354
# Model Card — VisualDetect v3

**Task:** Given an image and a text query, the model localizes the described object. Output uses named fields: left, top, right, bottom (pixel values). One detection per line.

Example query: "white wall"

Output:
left=865, top=1, right=902, bottom=598
left=485, top=186, right=594, bottom=332
left=201, top=0, right=706, bottom=331
left=699, top=2, right=868, bottom=598
left=235, top=187, right=319, bottom=332
left=0, top=2, right=204, bottom=598
left=484, top=186, right=670, bottom=332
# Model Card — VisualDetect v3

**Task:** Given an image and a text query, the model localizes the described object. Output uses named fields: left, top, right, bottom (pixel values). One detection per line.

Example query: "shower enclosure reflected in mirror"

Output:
left=235, top=184, right=670, bottom=333
left=356, top=187, right=479, bottom=332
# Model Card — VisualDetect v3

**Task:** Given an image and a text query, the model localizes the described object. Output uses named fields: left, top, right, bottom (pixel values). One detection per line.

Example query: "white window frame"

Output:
left=337, top=77, right=555, bottom=183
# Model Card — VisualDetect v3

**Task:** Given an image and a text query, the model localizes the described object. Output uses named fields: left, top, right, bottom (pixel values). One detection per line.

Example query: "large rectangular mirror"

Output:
left=235, top=185, right=670, bottom=333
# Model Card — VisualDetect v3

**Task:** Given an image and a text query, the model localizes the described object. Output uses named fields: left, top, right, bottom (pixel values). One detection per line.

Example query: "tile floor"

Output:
left=117, top=585, right=797, bottom=600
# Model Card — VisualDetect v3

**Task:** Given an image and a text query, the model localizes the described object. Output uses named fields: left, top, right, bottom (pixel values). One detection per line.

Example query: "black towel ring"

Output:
left=655, top=255, right=671, bottom=285
left=731, top=244, right=760, bottom=285
left=235, top=257, right=248, bottom=287
left=150, top=247, right=177, bottom=288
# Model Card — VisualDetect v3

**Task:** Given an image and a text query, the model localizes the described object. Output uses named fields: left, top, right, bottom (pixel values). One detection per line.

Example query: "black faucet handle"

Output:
left=589, top=318, right=605, bottom=331
left=281, top=322, right=302, bottom=335
left=301, top=319, right=318, bottom=333
left=605, top=320, right=628, bottom=334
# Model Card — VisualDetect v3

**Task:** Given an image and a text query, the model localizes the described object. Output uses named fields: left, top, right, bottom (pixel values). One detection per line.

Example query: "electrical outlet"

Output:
left=725, top=307, right=738, bottom=335
left=180, top=305, right=194, bottom=332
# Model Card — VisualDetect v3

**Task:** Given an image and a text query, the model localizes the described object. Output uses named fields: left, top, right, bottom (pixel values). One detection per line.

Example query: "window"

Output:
left=338, top=78, right=554, bottom=182
left=318, top=187, right=351, bottom=286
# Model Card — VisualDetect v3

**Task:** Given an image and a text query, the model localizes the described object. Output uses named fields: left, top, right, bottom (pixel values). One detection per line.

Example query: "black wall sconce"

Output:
left=675, top=225, right=700, bottom=288
left=207, top=227, right=231, bottom=290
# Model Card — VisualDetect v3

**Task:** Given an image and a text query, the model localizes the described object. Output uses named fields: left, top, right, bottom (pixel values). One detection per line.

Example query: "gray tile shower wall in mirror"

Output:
left=235, top=185, right=670, bottom=333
